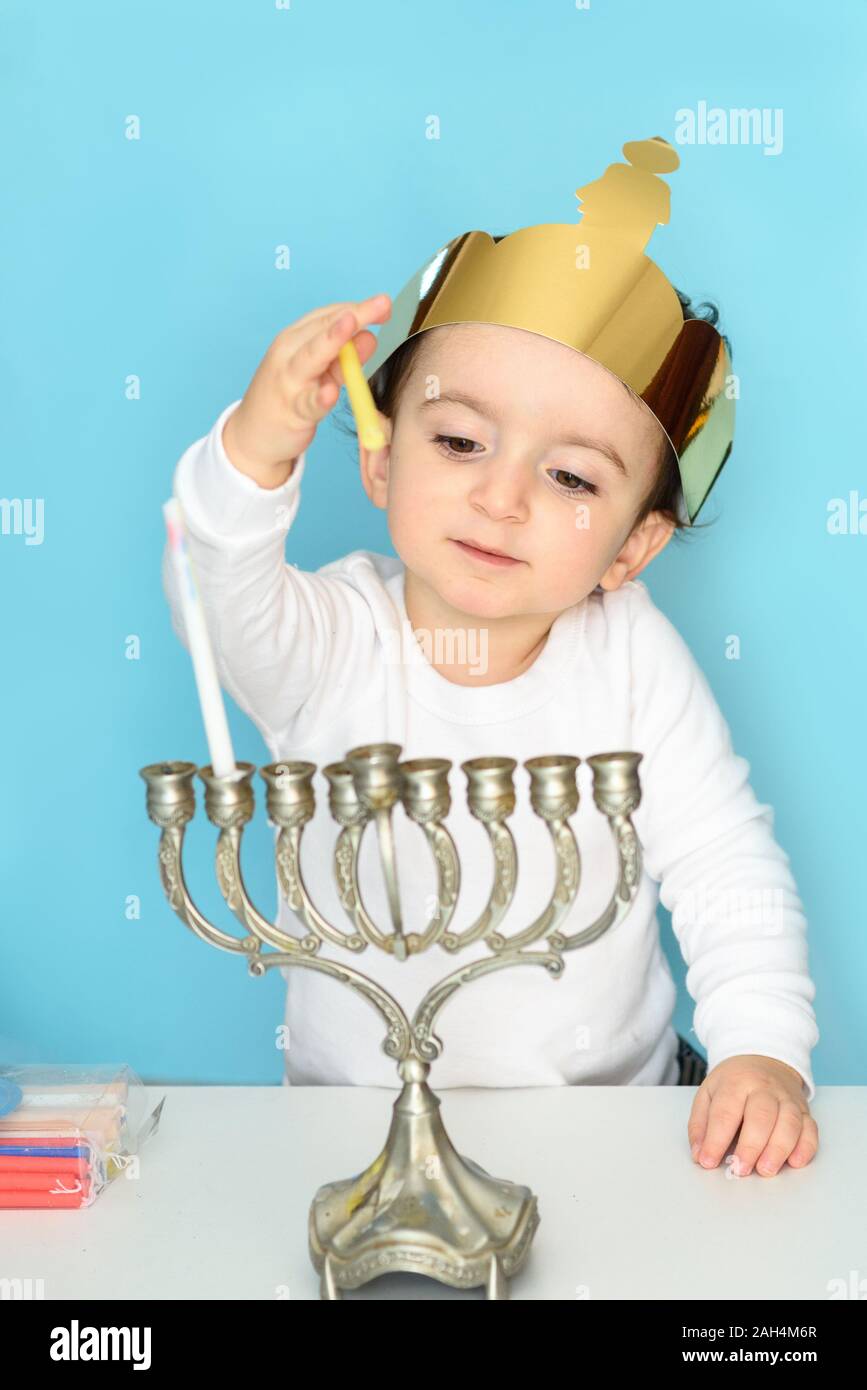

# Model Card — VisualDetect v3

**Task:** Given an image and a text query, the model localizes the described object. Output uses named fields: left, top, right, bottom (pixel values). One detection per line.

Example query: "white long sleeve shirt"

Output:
left=163, top=399, right=819, bottom=1099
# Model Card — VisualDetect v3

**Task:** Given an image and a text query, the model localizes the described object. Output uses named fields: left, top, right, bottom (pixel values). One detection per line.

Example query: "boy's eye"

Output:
left=432, top=436, right=598, bottom=497
left=547, top=468, right=598, bottom=497
left=432, top=433, right=480, bottom=457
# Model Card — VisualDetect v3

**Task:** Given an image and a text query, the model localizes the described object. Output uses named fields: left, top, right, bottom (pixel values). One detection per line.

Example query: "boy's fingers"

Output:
left=748, top=1100, right=801, bottom=1177
left=281, top=297, right=364, bottom=334
left=731, top=1091, right=791, bottom=1175
left=291, top=298, right=389, bottom=382
left=290, top=379, right=339, bottom=425
left=693, top=1089, right=746, bottom=1168
left=285, top=327, right=379, bottom=426
left=787, top=1115, right=819, bottom=1168
left=281, top=294, right=390, bottom=361
left=687, top=1083, right=711, bottom=1159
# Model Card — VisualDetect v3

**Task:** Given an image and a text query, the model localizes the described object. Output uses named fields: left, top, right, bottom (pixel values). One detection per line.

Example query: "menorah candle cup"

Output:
left=320, top=761, right=365, bottom=827
left=198, top=762, right=256, bottom=829
left=140, top=761, right=198, bottom=828
left=344, top=742, right=403, bottom=812
left=524, top=754, right=581, bottom=821
left=400, top=757, right=452, bottom=823
left=461, top=756, right=517, bottom=820
left=586, top=752, right=643, bottom=817
left=260, top=761, right=317, bottom=829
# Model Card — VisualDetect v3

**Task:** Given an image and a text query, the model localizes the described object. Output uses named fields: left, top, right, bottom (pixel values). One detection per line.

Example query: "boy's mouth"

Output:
left=450, top=538, right=524, bottom=567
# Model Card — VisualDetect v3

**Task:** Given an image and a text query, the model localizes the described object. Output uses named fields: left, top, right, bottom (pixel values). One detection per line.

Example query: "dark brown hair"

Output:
left=335, top=241, right=732, bottom=542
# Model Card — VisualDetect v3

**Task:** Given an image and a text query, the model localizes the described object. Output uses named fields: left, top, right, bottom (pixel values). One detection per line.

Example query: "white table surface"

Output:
left=2, top=1084, right=864, bottom=1301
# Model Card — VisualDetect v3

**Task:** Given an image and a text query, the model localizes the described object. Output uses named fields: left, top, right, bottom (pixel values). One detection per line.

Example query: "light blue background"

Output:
left=2, top=0, right=863, bottom=1086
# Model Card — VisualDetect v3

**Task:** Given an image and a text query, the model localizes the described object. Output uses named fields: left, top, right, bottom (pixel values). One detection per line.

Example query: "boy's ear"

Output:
left=598, top=511, right=675, bottom=591
left=358, top=411, right=392, bottom=510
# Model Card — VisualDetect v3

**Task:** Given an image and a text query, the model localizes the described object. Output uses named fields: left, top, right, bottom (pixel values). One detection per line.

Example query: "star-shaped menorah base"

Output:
left=140, top=742, right=643, bottom=1299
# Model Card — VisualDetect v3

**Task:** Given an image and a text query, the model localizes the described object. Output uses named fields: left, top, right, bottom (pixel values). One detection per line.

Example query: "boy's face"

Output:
left=361, top=323, right=675, bottom=621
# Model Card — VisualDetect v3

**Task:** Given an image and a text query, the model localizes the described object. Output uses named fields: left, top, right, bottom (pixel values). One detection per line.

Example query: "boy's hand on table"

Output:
left=687, top=1054, right=819, bottom=1178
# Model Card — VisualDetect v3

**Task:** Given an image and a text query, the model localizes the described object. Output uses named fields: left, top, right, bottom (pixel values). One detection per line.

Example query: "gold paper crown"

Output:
left=363, top=136, right=735, bottom=525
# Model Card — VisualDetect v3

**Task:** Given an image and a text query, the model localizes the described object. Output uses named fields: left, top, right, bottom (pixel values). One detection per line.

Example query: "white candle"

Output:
left=163, top=497, right=237, bottom=779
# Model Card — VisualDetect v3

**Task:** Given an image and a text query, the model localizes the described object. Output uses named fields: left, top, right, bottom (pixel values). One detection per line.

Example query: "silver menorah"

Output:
left=140, top=743, right=644, bottom=1300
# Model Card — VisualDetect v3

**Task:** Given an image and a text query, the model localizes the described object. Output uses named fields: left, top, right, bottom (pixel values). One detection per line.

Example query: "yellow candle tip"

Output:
left=338, top=340, right=385, bottom=453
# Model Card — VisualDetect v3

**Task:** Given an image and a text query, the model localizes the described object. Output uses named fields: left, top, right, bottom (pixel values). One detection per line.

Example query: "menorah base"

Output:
left=308, top=1063, right=540, bottom=1299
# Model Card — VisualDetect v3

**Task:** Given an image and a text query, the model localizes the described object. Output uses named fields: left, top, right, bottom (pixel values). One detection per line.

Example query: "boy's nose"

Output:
left=466, top=459, right=531, bottom=522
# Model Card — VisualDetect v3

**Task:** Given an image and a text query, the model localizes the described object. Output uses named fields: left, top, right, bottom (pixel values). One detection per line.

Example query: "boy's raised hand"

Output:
left=222, top=292, right=392, bottom=489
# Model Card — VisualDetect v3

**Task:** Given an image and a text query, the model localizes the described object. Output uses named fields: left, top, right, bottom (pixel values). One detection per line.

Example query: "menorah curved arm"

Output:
left=212, top=823, right=338, bottom=957
left=202, top=759, right=370, bottom=958
left=487, top=816, right=580, bottom=953
left=334, top=811, right=462, bottom=959
left=333, top=820, right=404, bottom=955
left=321, top=751, right=414, bottom=960
left=249, top=951, right=414, bottom=1063
left=405, top=817, right=461, bottom=954
left=412, top=949, right=565, bottom=1062
left=156, top=824, right=260, bottom=956
left=335, top=751, right=460, bottom=960
left=274, top=823, right=366, bottom=954
left=438, top=757, right=520, bottom=952
left=554, top=812, right=642, bottom=952
left=438, top=817, right=516, bottom=953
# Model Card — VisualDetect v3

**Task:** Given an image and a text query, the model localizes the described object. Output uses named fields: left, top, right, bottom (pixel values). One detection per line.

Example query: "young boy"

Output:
left=164, top=291, right=818, bottom=1182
